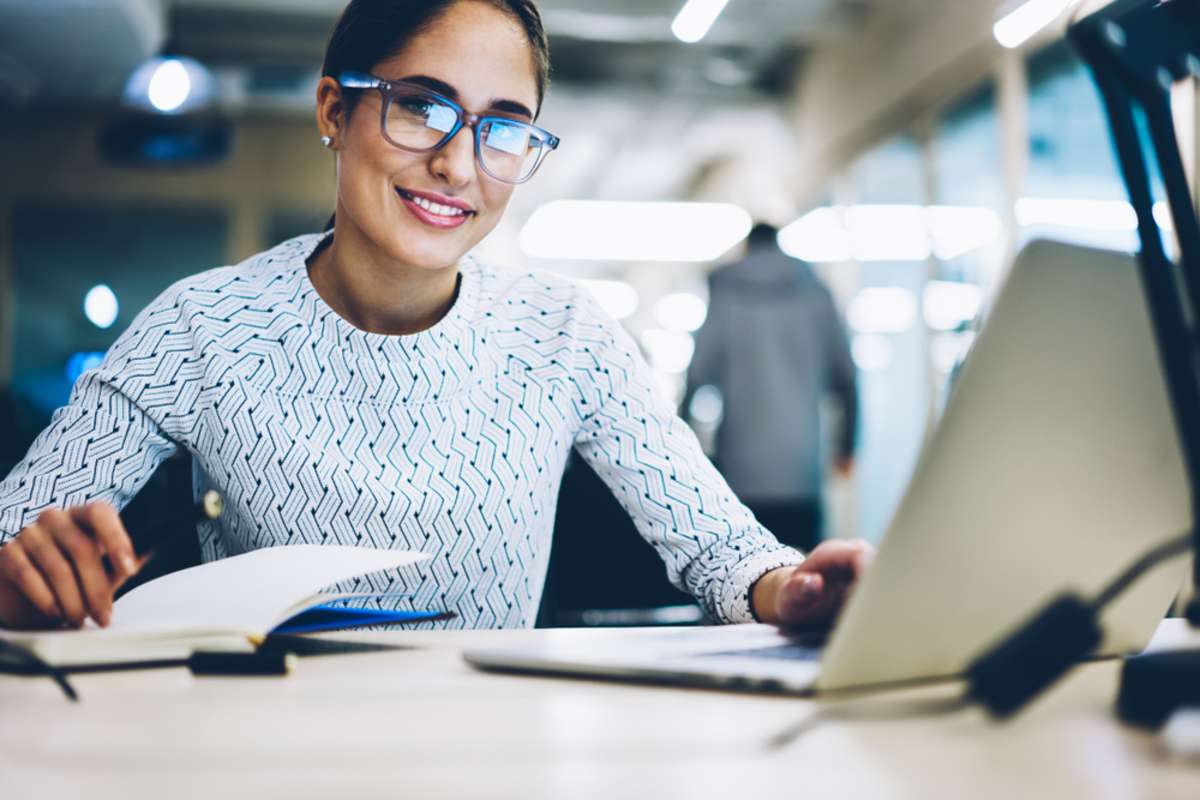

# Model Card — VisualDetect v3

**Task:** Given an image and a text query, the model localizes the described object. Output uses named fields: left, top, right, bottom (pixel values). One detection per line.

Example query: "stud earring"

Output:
left=320, top=135, right=333, bottom=148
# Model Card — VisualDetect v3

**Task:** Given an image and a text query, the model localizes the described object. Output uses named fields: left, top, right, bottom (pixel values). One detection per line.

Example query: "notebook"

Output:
left=271, top=604, right=454, bottom=634
left=0, top=544, right=431, bottom=667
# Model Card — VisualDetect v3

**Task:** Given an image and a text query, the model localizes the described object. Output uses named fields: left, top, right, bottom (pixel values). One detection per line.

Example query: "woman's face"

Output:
left=324, top=1, right=540, bottom=271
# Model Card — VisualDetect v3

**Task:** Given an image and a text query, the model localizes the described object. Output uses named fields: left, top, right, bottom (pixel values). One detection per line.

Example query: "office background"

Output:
left=0, top=0, right=1196, bottom=620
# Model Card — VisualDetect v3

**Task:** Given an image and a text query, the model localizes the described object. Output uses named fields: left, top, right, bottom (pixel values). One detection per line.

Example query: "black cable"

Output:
left=0, top=638, right=77, bottom=701
left=1092, top=531, right=1193, bottom=610
left=966, top=529, right=1193, bottom=719
left=962, top=0, right=1200, bottom=723
left=766, top=695, right=972, bottom=750
left=769, top=529, right=1194, bottom=734
left=0, top=491, right=224, bottom=701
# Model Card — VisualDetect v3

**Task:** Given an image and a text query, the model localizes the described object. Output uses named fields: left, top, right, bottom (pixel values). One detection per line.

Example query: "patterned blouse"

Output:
left=0, top=232, right=803, bottom=626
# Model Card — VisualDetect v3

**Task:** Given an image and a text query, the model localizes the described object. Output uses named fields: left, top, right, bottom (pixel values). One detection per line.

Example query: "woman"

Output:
left=0, top=0, right=872, bottom=631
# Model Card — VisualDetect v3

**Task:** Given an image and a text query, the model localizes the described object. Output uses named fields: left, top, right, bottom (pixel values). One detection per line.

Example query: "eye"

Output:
left=425, top=104, right=458, bottom=134
left=391, top=94, right=457, bottom=134
left=483, top=120, right=532, bottom=155
left=398, top=97, right=433, bottom=116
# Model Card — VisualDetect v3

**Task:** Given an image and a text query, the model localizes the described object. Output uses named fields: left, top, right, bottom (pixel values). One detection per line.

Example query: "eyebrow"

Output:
left=395, top=74, right=535, bottom=120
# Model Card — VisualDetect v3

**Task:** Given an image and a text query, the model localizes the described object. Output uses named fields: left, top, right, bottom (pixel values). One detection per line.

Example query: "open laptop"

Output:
left=464, top=240, right=1193, bottom=694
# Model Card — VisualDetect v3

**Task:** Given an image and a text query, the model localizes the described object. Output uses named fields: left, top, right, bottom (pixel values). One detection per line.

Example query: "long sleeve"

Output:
left=568, top=290, right=803, bottom=623
left=0, top=281, right=202, bottom=542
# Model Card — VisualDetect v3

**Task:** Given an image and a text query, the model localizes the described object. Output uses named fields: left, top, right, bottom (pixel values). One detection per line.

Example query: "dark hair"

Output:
left=747, top=222, right=779, bottom=247
left=320, top=0, right=551, bottom=231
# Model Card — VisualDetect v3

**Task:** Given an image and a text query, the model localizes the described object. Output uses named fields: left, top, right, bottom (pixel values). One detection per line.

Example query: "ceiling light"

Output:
left=1015, top=197, right=1138, bottom=231
left=124, top=56, right=215, bottom=115
left=688, top=384, right=723, bottom=425
left=776, top=207, right=853, bottom=262
left=923, top=281, right=984, bottom=332
left=640, top=329, right=695, bottom=373
left=851, top=335, right=895, bottom=371
left=84, top=285, right=119, bottom=329
left=149, top=59, right=190, bottom=112
left=846, top=205, right=932, bottom=262
left=1153, top=201, right=1175, bottom=232
left=520, top=201, right=751, bottom=262
left=847, top=288, right=917, bottom=334
left=654, top=292, right=708, bottom=332
left=993, top=0, right=1076, bottom=49
left=578, top=279, right=639, bottom=320
left=928, top=207, right=1004, bottom=260
left=778, top=205, right=1000, bottom=263
left=671, top=0, right=731, bottom=44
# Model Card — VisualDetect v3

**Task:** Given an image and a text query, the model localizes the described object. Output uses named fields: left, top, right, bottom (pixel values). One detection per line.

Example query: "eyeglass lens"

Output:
left=384, top=89, right=545, bottom=182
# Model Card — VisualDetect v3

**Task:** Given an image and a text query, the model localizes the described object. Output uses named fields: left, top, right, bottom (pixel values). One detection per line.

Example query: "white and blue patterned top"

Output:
left=0, top=232, right=803, bottom=626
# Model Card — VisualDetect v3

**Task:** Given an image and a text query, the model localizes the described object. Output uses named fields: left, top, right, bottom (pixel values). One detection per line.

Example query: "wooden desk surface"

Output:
left=2, top=621, right=1198, bottom=799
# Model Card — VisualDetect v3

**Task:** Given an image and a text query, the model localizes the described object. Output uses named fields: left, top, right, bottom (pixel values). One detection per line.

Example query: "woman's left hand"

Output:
left=751, top=539, right=876, bottom=628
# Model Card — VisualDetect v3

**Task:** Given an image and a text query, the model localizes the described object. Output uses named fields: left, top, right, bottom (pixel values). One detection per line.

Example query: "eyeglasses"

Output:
left=338, top=71, right=560, bottom=184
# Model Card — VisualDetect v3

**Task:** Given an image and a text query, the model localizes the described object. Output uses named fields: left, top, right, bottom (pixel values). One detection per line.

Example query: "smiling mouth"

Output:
left=396, top=188, right=474, bottom=219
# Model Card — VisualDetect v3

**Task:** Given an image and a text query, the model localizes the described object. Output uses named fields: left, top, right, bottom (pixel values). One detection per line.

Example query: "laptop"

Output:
left=464, top=240, right=1193, bottom=694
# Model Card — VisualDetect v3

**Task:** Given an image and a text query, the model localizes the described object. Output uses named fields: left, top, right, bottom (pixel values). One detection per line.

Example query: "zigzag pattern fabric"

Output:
left=0, top=232, right=803, bottom=627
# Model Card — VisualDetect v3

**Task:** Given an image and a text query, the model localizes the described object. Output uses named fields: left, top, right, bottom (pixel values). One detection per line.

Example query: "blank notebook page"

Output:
left=108, top=545, right=429, bottom=633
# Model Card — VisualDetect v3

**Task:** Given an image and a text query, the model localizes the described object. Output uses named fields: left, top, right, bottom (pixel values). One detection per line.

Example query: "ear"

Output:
left=315, top=76, right=346, bottom=142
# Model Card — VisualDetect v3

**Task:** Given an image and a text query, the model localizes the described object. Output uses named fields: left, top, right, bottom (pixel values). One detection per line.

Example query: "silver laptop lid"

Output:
left=818, top=239, right=1191, bottom=690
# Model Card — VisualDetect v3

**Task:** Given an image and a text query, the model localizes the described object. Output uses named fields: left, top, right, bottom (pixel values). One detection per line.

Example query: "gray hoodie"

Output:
left=685, top=242, right=857, bottom=502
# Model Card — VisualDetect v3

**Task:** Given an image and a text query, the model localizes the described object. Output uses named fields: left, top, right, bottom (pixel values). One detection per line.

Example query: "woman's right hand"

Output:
left=0, top=503, right=141, bottom=630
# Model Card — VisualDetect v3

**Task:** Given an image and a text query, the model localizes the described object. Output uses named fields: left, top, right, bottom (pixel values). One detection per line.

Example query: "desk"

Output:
left=1, top=621, right=1198, bottom=799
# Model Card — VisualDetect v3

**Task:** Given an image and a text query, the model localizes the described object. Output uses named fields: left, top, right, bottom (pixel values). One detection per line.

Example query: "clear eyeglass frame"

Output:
left=337, top=70, right=560, bottom=184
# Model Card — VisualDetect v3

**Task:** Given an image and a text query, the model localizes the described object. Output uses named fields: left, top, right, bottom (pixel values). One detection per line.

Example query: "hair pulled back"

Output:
left=320, top=0, right=550, bottom=230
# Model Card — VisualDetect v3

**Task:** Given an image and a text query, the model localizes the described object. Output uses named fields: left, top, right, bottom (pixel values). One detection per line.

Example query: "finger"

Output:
left=0, top=540, right=63, bottom=622
left=851, top=540, right=876, bottom=575
left=45, top=512, right=113, bottom=627
left=782, top=570, right=859, bottom=627
left=24, top=514, right=88, bottom=627
left=71, top=502, right=137, bottom=582
left=777, top=572, right=839, bottom=627
left=799, top=540, right=875, bottom=580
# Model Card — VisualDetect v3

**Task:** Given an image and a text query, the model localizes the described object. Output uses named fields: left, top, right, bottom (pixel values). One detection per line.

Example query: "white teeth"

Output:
left=406, top=193, right=465, bottom=217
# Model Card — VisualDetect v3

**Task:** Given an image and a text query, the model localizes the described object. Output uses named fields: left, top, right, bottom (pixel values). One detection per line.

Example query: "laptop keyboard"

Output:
left=702, top=643, right=822, bottom=661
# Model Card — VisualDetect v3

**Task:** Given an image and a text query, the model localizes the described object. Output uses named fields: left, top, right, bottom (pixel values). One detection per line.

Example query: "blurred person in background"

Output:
left=686, top=222, right=858, bottom=552
left=0, top=0, right=872, bottom=633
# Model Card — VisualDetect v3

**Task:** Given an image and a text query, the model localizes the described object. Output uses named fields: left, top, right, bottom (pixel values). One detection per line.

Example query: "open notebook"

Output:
left=0, top=545, right=430, bottom=667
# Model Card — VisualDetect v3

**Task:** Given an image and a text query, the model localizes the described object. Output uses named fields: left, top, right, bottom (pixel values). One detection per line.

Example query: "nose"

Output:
left=429, top=125, right=476, bottom=189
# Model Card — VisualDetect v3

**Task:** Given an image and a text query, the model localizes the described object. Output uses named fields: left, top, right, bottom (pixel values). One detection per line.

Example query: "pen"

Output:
left=101, top=490, right=224, bottom=577
left=0, top=491, right=227, bottom=703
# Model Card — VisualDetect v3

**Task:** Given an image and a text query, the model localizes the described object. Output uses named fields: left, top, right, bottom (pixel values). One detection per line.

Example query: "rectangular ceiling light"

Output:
left=993, top=0, right=1075, bottom=49
left=1015, top=197, right=1137, bottom=230
left=777, top=205, right=1002, bottom=263
left=671, top=0, right=731, bottom=44
left=520, top=201, right=751, bottom=262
